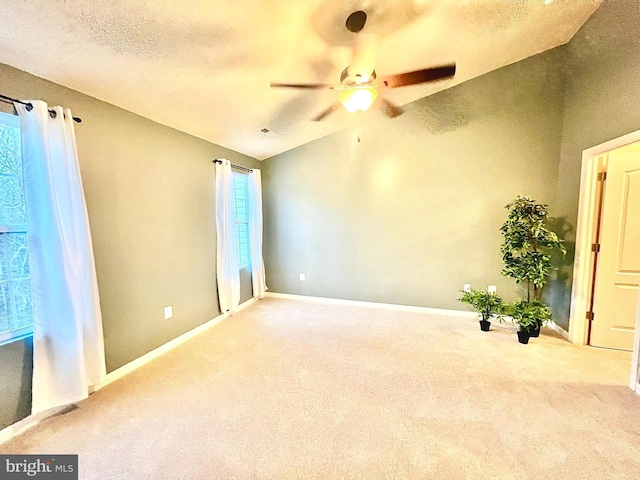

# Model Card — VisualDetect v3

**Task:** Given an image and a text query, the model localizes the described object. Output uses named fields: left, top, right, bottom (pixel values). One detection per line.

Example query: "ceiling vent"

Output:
left=260, top=127, right=278, bottom=137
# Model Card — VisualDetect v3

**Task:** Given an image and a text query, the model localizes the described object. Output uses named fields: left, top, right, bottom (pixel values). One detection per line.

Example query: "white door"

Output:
left=590, top=142, right=640, bottom=351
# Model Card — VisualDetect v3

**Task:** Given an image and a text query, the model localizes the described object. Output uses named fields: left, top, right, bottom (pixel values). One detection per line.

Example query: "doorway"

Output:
left=569, top=130, right=640, bottom=393
left=588, top=142, right=640, bottom=350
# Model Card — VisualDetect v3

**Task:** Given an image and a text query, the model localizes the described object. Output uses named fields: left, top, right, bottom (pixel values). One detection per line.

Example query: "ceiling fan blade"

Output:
left=379, top=64, right=456, bottom=88
left=312, top=102, right=341, bottom=121
left=378, top=97, right=404, bottom=118
left=270, top=82, right=336, bottom=90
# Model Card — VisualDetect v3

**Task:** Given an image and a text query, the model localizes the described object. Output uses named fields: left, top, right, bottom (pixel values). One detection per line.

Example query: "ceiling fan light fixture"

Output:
left=339, top=86, right=378, bottom=113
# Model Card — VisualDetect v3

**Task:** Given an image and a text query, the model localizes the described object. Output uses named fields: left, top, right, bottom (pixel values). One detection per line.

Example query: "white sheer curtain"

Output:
left=15, top=100, right=106, bottom=415
left=247, top=169, right=267, bottom=298
left=215, top=159, right=240, bottom=313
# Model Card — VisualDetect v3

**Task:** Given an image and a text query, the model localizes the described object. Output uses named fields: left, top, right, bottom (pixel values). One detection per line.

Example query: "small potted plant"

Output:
left=525, top=300, right=553, bottom=337
left=458, top=289, right=503, bottom=331
left=504, top=300, right=552, bottom=344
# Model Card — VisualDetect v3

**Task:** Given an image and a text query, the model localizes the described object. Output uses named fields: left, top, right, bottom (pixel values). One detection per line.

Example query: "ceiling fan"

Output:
left=271, top=10, right=456, bottom=121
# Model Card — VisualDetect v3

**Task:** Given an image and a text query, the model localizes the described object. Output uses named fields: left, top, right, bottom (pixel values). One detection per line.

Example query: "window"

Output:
left=233, top=172, right=251, bottom=269
left=0, top=111, right=34, bottom=345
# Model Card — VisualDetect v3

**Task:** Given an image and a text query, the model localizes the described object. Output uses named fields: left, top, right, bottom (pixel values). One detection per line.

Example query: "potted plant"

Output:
left=458, top=289, right=503, bottom=331
left=504, top=300, right=552, bottom=344
left=500, top=195, right=566, bottom=335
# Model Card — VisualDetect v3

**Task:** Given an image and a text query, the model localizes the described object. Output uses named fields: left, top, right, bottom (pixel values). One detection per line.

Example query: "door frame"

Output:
left=568, top=129, right=640, bottom=393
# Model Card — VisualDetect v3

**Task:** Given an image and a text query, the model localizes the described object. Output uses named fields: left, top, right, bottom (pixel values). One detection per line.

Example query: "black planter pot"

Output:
left=529, top=324, right=541, bottom=338
left=479, top=320, right=491, bottom=332
left=517, top=330, right=530, bottom=344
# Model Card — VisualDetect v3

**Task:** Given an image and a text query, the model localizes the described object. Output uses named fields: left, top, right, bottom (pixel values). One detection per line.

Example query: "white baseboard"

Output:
left=265, top=293, right=572, bottom=340
left=545, top=321, right=570, bottom=340
left=0, top=406, right=68, bottom=446
left=265, top=292, right=477, bottom=319
left=97, top=297, right=257, bottom=391
left=0, top=297, right=258, bottom=446
left=472, top=315, right=570, bottom=338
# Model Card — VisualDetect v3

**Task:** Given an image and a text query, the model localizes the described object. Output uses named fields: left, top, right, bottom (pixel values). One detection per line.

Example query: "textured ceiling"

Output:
left=0, top=0, right=602, bottom=160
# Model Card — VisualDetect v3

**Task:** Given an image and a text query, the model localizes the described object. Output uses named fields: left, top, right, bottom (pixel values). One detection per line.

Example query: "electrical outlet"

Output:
left=463, top=283, right=471, bottom=293
left=299, top=273, right=306, bottom=281
left=488, top=285, right=497, bottom=294
left=164, top=306, right=173, bottom=320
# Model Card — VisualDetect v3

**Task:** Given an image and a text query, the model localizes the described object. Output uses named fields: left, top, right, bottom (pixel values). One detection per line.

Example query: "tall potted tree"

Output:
left=500, top=195, right=566, bottom=337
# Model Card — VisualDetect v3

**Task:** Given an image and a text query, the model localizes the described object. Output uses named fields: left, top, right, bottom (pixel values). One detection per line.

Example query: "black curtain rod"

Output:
left=213, top=159, right=253, bottom=172
left=0, top=94, right=82, bottom=123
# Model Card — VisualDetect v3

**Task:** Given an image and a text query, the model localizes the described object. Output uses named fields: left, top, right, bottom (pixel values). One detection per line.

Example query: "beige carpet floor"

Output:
left=1, top=296, right=640, bottom=479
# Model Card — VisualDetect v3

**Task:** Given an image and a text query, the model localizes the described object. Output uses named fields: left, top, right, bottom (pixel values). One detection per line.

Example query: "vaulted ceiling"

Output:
left=0, top=0, right=602, bottom=160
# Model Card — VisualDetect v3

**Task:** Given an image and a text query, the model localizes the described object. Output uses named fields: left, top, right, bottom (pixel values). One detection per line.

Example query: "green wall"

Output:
left=0, top=338, right=32, bottom=430
left=262, top=50, right=566, bottom=310
left=550, top=0, right=640, bottom=325
left=557, top=0, right=640, bottom=222
left=262, top=0, right=640, bottom=330
left=0, top=62, right=260, bottom=429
